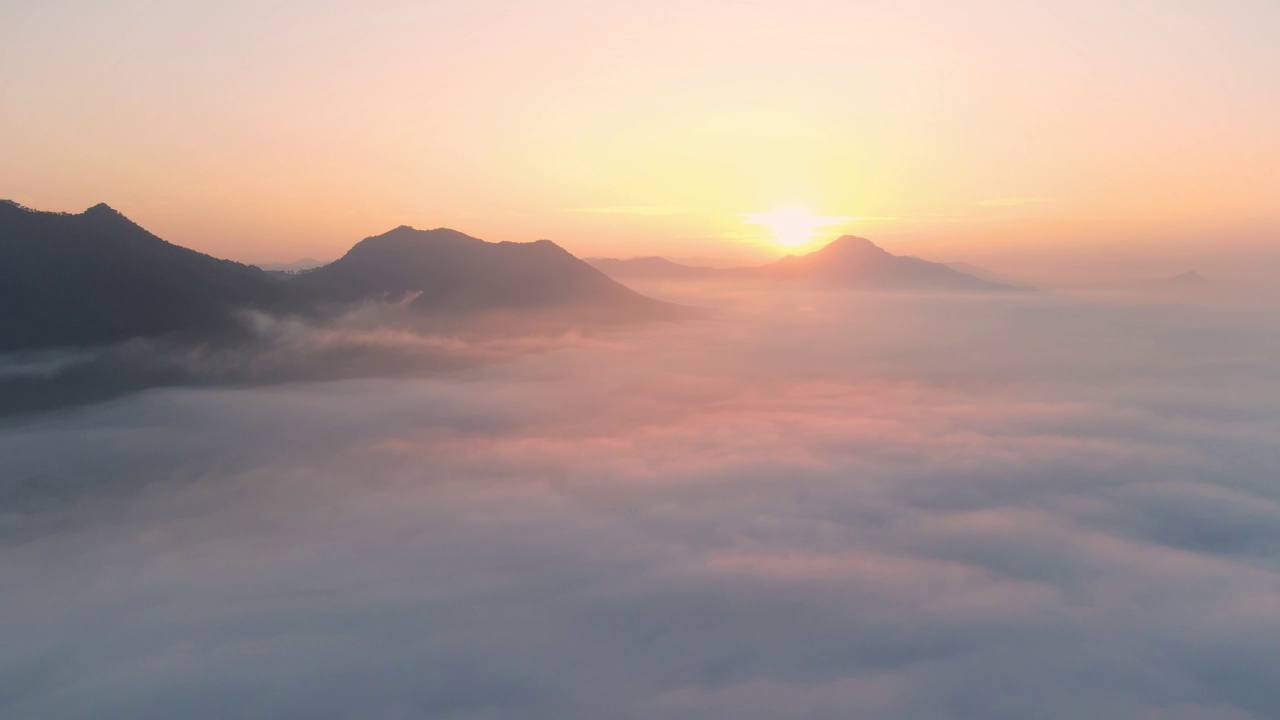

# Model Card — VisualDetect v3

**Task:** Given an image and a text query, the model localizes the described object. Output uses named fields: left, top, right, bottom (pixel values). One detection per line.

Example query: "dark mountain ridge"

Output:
left=0, top=200, right=297, bottom=353
left=296, top=226, right=662, bottom=314
left=0, top=202, right=675, bottom=354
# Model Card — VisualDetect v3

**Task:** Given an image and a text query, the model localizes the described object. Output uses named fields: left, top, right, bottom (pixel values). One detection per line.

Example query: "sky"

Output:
left=5, top=284, right=1280, bottom=718
left=1, top=0, right=1278, bottom=264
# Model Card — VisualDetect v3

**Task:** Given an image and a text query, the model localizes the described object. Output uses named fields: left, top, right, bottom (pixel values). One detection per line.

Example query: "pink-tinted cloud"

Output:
left=2, top=286, right=1279, bottom=719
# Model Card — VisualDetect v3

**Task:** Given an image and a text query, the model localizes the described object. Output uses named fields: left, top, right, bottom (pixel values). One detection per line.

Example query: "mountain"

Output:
left=294, top=226, right=674, bottom=318
left=753, top=236, right=1018, bottom=292
left=256, top=257, right=328, bottom=273
left=0, top=200, right=297, bottom=353
left=1164, top=270, right=1207, bottom=286
left=592, top=238, right=1020, bottom=292
left=588, top=238, right=1008, bottom=288
left=588, top=256, right=717, bottom=280
left=944, top=261, right=1032, bottom=289
left=0, top=204, right=677, bottom=354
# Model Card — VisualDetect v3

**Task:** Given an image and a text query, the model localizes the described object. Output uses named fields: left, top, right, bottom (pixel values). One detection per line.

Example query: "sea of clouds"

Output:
left=2, top=284, right=1279, bottom=719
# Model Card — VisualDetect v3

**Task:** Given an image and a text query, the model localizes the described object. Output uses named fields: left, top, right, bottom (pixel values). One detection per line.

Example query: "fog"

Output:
left=3, top=283, right=1280, bottom=719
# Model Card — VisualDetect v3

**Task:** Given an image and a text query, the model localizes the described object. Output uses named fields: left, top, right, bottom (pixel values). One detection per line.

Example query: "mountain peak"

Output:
left=757, top=234, right=1018, bottom=292
left=77, top=202, right=151, bottom=235
left=831, top=235, right=878, bottom=248
left=82, top=202, right=124, bottom=217
left=828, top=235, right=881, bottom=249
left=814, top=235, right=888, bottom=257
left=379, top=226, right=479, bottom=241
left=351, top=226, right=484, bottom=254
left=295, top=225, right=670, bottom=315
left=0, top=200, right=295, bottom=353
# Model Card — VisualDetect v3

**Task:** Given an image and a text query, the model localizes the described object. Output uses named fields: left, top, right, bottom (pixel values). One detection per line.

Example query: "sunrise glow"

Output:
left=745, top=205, right=849, bottom=250
left=3, top=1, right=1277, bottom=264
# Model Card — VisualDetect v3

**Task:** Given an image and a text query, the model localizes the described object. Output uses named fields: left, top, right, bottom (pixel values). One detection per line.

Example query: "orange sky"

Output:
left=1, top=0, right=1277, bottom=265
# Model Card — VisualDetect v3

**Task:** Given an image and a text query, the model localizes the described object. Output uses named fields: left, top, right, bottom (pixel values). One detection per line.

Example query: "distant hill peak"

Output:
left=355, top=227, right=570, bottom=256
left=798, top=235, right=894, bottom=262
left=589, top=237, right=1017, bottom=292
left=588, top=256, right=717, bottom=280
left=291, top=223, right=674, bottom=317
left=77, top=202, right=153, bottom=235
left=2, top=200, right=129, bottom=220
left=373, top=225, right=478, bottom=241
left=757, top=234, right=1018, bottom=292
left=825, top=235, right=882, bottom=252
left=83, top=202, right=123, bottom=217
left=348, top=226, right=481, bottom=254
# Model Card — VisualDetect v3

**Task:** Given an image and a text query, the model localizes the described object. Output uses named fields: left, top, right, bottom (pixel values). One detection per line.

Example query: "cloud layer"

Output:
left=2, top=288, right=1279, bottom=719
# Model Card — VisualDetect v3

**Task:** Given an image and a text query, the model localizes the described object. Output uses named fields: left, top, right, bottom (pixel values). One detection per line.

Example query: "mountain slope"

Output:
left=944, top=261, right=1032, bottom=289
left=754, top=236, right=1018, bottom=291
left=295, top=226, right=673, bottom=316
left=591, top=238, right=1022, bottom=292
left=0, top=200, right=296, bottom=353
left=1165, top=270, right=1207, bottom=286
left=588, top=256, right=717, bottom=280
left=0, top=204, right=679, bottom=355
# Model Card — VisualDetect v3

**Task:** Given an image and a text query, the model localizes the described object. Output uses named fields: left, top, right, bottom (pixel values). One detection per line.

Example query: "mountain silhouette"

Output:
left=256, top=256, right=327, bottom=275
left=753, top=236, right=1017, bottom=291
left=294, top=226, right=672, bottom=316
left=588, top=256, right=717, bottom=280
left=944, top=261, right=1032, bottom=289
left=1165, top=270, right=1207, bottom=285
left=590, top=237, right=1018, bottom=292
left=0, top=200, right=297, bottom=353
left=0, top=202, right=676, bottom=354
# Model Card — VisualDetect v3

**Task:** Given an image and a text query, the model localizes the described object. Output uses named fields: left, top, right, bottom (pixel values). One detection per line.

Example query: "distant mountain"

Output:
left=589, top=237, right=1018, bottom=292
left=588, top=256, right=717, bottom=280
left=665, top=255, right=751, bottom=269
left=752, top=236, right=1018, bottom=292
left=0, top=203, right=677, bottom=354
left=256, top=257, right=328, bottom=273
left=295, top=226, right=673, bottom=317
left=0, top=200, right=298, bottom=353
left=1164, top=270, right=1207, bottom=286
left=944, top=261, right=1032, bottom=289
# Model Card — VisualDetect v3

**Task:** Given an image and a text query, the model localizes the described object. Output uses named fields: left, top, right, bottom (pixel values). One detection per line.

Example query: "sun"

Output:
left=744, top=204, right=846, bottom=249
